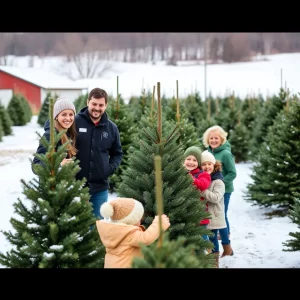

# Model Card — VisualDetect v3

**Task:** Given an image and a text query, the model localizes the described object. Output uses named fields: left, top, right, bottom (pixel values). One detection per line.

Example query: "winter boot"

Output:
left=220, top=243, right=234, bottom=258
left=214, top=252, right=220, bottom=268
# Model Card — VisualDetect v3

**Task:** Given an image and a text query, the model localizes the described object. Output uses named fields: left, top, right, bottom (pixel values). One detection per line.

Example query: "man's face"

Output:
left=87, top=97, right=107, bottom=121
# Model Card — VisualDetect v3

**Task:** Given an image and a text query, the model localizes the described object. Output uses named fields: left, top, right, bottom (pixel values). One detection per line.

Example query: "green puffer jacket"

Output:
left=207, top=141, right=237, bottom=193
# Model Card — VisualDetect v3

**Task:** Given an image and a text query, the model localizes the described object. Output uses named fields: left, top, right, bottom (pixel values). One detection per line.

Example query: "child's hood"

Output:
left=96, top=220, right=141, bottom=249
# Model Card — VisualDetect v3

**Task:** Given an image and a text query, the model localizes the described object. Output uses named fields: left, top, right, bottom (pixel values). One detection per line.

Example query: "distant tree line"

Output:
left=1, top=32, right=300, bottom=65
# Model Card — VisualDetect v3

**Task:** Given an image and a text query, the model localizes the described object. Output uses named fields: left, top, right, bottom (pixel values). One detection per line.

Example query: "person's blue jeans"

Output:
left=200, top=224, right=209, bottom=241
left=210, top=228, right=230, bottom=253
left=224, top=192, right=232, bottom=234
left=90, top=190, right=108, bottom=219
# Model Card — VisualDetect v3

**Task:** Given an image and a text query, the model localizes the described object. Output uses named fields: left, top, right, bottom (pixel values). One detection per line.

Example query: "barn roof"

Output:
left=0, top=66, right=88, bottom=90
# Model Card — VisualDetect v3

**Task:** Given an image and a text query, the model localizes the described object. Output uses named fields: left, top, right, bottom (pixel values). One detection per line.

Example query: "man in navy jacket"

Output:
left=75, top=88, right=123, bottom=219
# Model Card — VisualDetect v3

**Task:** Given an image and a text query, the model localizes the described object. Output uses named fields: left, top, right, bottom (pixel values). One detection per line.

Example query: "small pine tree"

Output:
left=132, top=155, right=215, bottom=269
left=0, top=98, right=105, bottom=268
left=107, top=94, right=136, bottom=193
left=37, top=92, right=55, bottom=127
left=7, top=94, right=27, bottom=126
left=0, top=117, right=4, bottom=142
left=20, top=95, right=32, bottom=123
left=73, top=93, right=88, bottom=113
left=0, top=102, right=13, bottom=136
left=283, top=192, right=300, bottom=252
left=245, top=99, right=300, bottom=208
left=228, top=117, right=250, bottom=163
left=132, top=232, right=215, bottom=268
left=184, top=92, right=206, bottom=128
left=249, top=88, right=287, bottom=159
left=117, top=93, right=213, bottom=264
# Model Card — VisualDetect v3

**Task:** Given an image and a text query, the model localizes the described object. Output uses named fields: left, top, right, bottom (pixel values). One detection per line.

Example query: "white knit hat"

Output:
left=201, top=150, right=216, bottom=165
left=53, top=97, right=76, bottom=119
left=100, top=198, right=144, bottom=225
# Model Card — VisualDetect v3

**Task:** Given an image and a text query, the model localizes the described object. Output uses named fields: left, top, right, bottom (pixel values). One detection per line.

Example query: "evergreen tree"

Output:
left=0, top=102, right=13, bottom=136
left=20, top=95, right=32, bottom=123
left=240, top=95, right=264, bottom=142
left=73, top=93, right=88, bottom=112
left=106, top=94, right=136, bottom=193
left=245, top=99, right=300, bottom=208
left=132, top=232, right=215, bottom=268
left=7, top=94, right=27, bottom=126
left=283, top=192, right=300, bottom=252
left=164, top=95, right=202, bottom=149
left=228, top=112, right=250, bottom=163
left=184, top=92, right=206, bottom=128
left=0, top=98, right=105, bottom=268
left=117, top=86, right=213, bottom=265
left=37, top=92, right=54, bottom=127
left=0, top=117, right=4, bottom=142
left=132, top=155, right=215, bottom=268
left=249, top=88, right=287, bottom=159
left=128, top=91, right=153, bottom=124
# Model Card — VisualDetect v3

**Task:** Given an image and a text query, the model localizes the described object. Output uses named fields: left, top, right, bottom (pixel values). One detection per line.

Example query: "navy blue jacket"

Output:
left=75, top=107, right=123, bottom=193
left=32, top=121, right=70, bottom=173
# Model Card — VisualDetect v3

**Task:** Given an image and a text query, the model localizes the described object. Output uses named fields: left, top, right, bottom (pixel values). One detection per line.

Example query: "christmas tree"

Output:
left=106, top=77, right=136, bottom=193
left=0, top=102, right=13, bottom=136
left=164, top=81, right=202, bottom=149
left=228, top=111, right=250, bottom=163
left=249, top=88, right=287, bottom=159
left=245, top=99, right=300, bottom=208
left=117, top=83, right=213, bottom=264
left=37, top=92, right=56, bottom=127
left=0, top=97, right=105, bottom=268
left=283, top=192, right=300, bottom=252
left=7, top=94, right=28, bottom=126
left=131, top=156, right=215, bottom=268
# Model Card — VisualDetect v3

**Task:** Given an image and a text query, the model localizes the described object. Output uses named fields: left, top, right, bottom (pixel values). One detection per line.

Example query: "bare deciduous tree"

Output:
left=55, top=34, right=113, bottom=79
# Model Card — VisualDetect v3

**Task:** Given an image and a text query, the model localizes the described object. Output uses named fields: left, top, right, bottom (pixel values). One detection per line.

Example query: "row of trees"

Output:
left=0, top=91, right=217, bottom=268
left=1, top=83, right=299, bottom=268
left=37, top=85, right=299, bottom=208
left=0, top=94, right=33, bottom=142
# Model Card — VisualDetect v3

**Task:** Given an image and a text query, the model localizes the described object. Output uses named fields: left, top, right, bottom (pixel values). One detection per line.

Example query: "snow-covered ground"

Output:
left=1, top=116, right=300, bottom=268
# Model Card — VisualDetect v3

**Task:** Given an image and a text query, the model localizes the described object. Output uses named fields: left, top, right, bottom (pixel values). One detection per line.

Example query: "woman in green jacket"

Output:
left=202, top=125, right=237, bottom=239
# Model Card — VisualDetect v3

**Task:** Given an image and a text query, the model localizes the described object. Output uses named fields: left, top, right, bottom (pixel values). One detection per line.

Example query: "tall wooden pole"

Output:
left=154, top=155, right=164, bottom=248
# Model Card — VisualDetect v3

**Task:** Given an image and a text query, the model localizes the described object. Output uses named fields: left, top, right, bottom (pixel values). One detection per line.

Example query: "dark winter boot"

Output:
left=214, top=252, right=220, bottom=268
left=221, top=243, right=234, bottom=258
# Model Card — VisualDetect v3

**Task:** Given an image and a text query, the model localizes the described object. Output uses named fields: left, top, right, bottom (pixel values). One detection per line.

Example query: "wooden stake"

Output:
left=154, top=155, right=164, bottom=248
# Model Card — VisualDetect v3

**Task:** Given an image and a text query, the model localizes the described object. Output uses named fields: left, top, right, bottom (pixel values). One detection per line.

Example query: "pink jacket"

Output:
left=96, top=216, right=168, bottom=268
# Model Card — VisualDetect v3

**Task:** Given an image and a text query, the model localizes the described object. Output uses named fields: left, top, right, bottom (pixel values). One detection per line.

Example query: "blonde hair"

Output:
left=202, top=125, right=228, bottom=148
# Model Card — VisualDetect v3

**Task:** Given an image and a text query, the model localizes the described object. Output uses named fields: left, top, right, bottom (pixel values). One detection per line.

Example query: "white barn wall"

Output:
left=0, top=89, right=13, bottom=108
left=41, top=89, right=85, bottom=104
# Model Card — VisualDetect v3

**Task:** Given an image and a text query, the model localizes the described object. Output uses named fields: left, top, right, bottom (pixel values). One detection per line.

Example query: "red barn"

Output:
left=0, top=66, right=88, bottom=114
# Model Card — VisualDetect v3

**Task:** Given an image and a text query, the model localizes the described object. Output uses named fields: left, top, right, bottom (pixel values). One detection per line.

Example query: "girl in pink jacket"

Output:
left=96, top=197, right=170, bottom=268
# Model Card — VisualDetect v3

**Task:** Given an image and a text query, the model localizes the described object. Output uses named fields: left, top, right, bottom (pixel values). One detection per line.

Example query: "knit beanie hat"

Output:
left=201, top=150, right=216, bottom=165
left=53, top=97, right=76, bottom=119
left=184, top=146, right=202, bottom=166
left=100, top=198, right=144, bottom=225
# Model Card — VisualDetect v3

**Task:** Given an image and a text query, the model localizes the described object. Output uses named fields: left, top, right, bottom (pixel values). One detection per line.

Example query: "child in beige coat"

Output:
left=200, top=151, right=233, bottom=267
left=96, top=197, right=170, bottom=268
